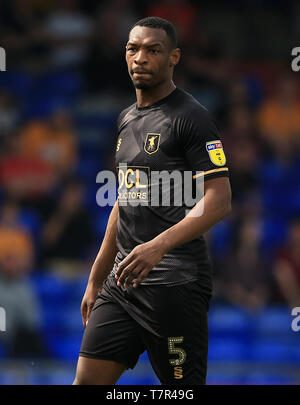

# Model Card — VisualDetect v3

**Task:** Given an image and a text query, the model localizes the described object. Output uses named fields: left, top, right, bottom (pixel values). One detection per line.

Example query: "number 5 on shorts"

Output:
left=168, top=336, right=187, bottom=366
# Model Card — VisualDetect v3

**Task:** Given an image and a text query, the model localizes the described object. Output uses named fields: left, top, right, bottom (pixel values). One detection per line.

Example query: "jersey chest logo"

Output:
left=144, top=133, right=160, bottom=155
left=206, top=140, right=226, bottom=166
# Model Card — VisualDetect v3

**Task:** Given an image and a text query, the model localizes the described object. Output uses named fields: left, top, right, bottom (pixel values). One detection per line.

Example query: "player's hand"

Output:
left=81, top=283, right=100, bottom=328
left=115, top=240, right=167, bottom=288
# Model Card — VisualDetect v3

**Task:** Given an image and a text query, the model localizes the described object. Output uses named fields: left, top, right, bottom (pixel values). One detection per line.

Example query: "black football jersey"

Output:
left=110, top=87, right=229, bottom=290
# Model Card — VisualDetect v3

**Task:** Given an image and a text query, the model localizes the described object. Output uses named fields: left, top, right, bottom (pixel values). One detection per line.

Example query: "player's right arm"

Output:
left=81, top=200, right=119, bottom=327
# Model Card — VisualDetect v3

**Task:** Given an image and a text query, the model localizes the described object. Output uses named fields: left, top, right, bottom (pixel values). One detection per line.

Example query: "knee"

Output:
left=73, top=356, right=126, bottom=385
left=73, top=369, right=97, bottom=385
left=73, top=375, right=89, bottom=385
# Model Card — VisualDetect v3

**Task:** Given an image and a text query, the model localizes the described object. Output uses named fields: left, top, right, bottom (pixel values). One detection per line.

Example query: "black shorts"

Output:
left=79, top=275, right=212, bottom=385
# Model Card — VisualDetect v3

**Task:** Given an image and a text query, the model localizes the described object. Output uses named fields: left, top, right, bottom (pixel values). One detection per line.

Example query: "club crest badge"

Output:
left=206, top=140, right=226, bottom=166
left=144, top=133, right=161, bottom=154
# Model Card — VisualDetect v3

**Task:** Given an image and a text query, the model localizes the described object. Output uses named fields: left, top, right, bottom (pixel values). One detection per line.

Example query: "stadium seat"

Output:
left=208, top=305, right=254, bottom=338
left=255, top=306, right=294, bottom=337
left=0, top=71, right=33, bottom=99
left=30, top=273, right=74, bottom=306
left=208, top=337, right=250, bottom=361
left=32, top=70, right=83, bottom=99
left=27, top=368, right=75, bottom=385
left=22, top=94, right=71, bottom=119
left=44, top=332, right=82, bottom=361
left=244, top=373, right=294, bottom=385
left=250, top=339, right=293, bottom=363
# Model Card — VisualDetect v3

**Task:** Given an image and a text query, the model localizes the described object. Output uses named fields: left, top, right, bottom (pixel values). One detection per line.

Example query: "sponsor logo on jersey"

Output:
left=206, top=140, right=226, bottom=166
left=144, top=133, right=160, bottom=154
left=117, top=165, right=150, bottom=202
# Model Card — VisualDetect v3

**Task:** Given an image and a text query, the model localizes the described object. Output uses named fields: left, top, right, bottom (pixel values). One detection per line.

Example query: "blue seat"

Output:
left=66, top=276, right=89, bottom=304
left=289, top=344, right=300, bottom=364
left=0, top=71, right=33, bottom=99
left=27, top=369, right=75, bottom=385
left=34, top=70, right=83, bottom=98
left=250, top=339, right=293, bottom=363
left=60, top=305, right=84, bottom=333
left=208, top=219, right=233, bottom=261
left=255, top=306, right=294, bottom=337
left=244, top=373, right=294, bottom=385
left=208, top=305, right=254, bottom=338
left=30, top=273, right=74, bottom=306
left=44, top=332, right=82, bottom=360
left=22, top=94, right=71, bottom=119
left=208, top=337, right=250, bottom=361
left=206, top=372, right=246, bottom=385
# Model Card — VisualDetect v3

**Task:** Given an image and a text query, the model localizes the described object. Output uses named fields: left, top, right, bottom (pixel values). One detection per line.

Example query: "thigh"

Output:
left=79, top=292, right=146, bottom=371
left=142, top=280, right=211, bottom=385
left=74, top=357, right=127, bottom=385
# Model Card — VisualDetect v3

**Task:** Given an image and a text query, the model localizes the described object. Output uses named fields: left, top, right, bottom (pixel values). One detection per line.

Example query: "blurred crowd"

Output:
left=0, top=0, right=300, bottom=359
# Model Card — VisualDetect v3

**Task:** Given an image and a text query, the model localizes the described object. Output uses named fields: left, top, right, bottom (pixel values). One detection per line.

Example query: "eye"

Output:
left=127, top=47, right=137, bottom=53
left=150, top=49, right=159, bottom=54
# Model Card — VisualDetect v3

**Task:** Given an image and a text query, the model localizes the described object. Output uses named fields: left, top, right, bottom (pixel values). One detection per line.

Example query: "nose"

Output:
left=134, top=49, right=147, bottom=65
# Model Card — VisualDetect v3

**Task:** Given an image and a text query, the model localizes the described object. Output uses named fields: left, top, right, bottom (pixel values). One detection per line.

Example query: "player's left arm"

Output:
left=115, top=175, right=231, bottom=288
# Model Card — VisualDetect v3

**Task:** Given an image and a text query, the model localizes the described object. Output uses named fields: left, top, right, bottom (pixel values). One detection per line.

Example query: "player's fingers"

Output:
left=133, top=268, right=150, bottom=288
left=124, top=266, right=142, bottom=288
left=117, top=260, right=139, bottom=285
left=116, top=249, right=138, bottom=276
left=116, top=255, right=132, bottom=275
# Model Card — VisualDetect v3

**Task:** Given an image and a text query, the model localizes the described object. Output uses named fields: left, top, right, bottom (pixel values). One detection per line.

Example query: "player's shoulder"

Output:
left=171, top=88, right=212, bottom=122
left=117, top=102, right=137, bottom=128
left=170, top=88, right=216, bottom=133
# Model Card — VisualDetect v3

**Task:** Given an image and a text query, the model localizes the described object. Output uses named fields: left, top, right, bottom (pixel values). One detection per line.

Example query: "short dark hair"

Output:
left=131, top=16, right=177, bottom=49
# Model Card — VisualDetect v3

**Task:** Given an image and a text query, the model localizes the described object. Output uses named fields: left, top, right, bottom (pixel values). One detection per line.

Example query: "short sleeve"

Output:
left=176, top=107, right=229, bottom=181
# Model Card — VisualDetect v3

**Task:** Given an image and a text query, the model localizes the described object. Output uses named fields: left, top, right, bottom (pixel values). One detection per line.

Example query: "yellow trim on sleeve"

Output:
left=193, top=167, right=229, bottom=179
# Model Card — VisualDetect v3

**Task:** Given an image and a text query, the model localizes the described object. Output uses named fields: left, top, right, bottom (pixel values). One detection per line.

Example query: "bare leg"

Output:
left=73, top=356, right=127, bottom=385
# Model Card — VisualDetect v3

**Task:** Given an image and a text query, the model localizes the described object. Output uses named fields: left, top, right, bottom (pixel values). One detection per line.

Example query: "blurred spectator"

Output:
left=226, top=78, right=252, bottom=111
left=41, top=178, right=95, bottom=274
left=222, top=106, right=261, bottom=201
left=273, top=218, right=300, bottom=308
left=98, top=0, right=138, bottom=46
left=185, top=28, right=230, bottom=86
left=145, top=0, right=197, bottom=43
left=0, top=199, right=34, bottom=269
left=257, top=73, right=300, bottom=160
left=43, top=0, right=93, bottom=69
left=83, top=0, right=137, bottom=94
left=0, top=200, right=45, bottom=358
left=18, top=109, right=78, bottom=177
left=0, top=0, right=46, bottom=69
left=0, top=132, right=55, bottom=203
left=184, top=27, right=231, bottom=116
left=220, top=217, right=270, bottom=312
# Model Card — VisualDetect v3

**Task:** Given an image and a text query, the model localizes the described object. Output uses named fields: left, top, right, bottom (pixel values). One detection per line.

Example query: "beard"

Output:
left=131, top=75, right=164, bottom=90
left=133, top=82, right=152, bottom=90
left=131, top=76, right=153, bottom=90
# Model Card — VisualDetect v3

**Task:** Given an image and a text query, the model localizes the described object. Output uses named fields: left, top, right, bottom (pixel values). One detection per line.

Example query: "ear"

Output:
left=169, top=48, right=181, bottom=67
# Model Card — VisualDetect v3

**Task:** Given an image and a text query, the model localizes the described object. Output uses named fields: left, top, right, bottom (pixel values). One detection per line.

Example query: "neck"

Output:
left=136, top=80, right=176, bottom=108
